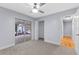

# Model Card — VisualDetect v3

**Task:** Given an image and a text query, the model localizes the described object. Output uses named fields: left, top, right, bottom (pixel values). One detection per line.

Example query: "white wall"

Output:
left=44, top=17, right=62, bottom=45
left=0, top=7, right=35, bottom=49
left=37, top=8, right=77, bottom=45
left=35, top=21, right=38, bottom=40
left=31, top=20, right=35, bottom=40
left=72, top=8, right=79, bottom=55
left=72, top=18, right=79, bottom=55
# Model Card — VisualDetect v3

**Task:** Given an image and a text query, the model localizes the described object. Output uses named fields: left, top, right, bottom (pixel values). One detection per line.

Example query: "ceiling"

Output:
left=15, top=18, right=31, bottom=25
left=0, top=3, right=79, bottom=18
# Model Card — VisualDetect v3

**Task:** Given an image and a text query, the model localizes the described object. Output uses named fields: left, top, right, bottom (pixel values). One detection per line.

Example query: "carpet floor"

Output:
left=0, top=40, right=76, bottom=55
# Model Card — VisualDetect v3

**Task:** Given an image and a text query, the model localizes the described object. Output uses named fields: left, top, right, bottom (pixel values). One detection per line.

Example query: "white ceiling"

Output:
left=0, top=3, right=79, bottom=18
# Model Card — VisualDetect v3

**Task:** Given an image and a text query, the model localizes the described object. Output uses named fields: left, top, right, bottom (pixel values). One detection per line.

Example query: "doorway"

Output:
left=15, top=18, right=32, bottom=44
left=38, top=21, right=44, bottom=41
left=61, top=16, right=75, bottom=48
left=63, top=19, right=72, bottom=37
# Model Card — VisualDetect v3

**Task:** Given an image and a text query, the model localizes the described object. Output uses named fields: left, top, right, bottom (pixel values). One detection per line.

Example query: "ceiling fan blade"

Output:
left=39, top=10, right=44, bottom=13
left=34, top=3, right=37, bottom=5
left=40, top=3, right=46, bottom=7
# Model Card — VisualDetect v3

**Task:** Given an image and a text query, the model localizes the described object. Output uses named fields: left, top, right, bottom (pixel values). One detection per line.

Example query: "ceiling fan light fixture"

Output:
left=32, top=8, right=38, bottom=13
left=36, top=4, right=40, bottom=8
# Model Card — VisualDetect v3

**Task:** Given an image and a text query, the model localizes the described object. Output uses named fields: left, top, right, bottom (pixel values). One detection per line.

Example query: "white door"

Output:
left=72, top=18, right=79, bottom=54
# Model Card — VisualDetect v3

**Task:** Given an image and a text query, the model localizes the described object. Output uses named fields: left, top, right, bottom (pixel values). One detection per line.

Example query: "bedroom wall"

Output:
left=0, top=7, right=35, bottom=50
left=37, top=8, right=77, bottom=45
left=35, top=21, right=38, bottom=40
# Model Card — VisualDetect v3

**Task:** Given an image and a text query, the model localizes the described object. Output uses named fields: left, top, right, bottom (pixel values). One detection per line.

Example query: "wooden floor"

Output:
left=0, top=40, right=76, bottom=55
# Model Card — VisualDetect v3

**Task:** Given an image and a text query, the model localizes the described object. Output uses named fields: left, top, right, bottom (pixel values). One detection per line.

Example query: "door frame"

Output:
left=38, top=21, right=44, bottom=40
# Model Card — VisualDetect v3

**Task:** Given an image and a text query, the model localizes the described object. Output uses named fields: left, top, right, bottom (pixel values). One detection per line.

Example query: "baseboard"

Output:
left=44, top=40, right=60, bottom=45
left=75, top=48, right=79, bottom=55
left=0, top=43, right=15, bottom=50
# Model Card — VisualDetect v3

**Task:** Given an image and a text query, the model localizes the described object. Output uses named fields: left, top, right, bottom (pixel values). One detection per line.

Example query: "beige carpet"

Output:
left=0, top=40, right=76, bottom=55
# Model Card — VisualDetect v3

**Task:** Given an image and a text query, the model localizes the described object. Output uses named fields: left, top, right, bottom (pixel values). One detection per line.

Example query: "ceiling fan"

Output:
left=26, top=3, right=45, bottom=14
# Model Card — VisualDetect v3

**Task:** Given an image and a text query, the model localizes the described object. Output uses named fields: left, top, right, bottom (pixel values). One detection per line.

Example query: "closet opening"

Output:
left=61, top=16, right=75, bottom=48
left=38, top=21, right=44, bottom=41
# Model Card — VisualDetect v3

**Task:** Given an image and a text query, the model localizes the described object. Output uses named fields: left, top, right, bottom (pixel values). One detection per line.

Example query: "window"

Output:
left=15, top=19, right=31, bottom=36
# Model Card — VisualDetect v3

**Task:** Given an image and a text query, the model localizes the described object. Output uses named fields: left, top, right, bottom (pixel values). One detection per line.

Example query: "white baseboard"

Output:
left=44, top=40, right=60, bottom=45
left=0, top=43, right=15, bottom=50
left=75, top=48, right=79, bottom=55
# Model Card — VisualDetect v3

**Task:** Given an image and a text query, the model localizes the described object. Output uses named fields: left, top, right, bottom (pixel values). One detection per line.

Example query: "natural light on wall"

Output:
left=60, top=36, right=75, bottom=48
